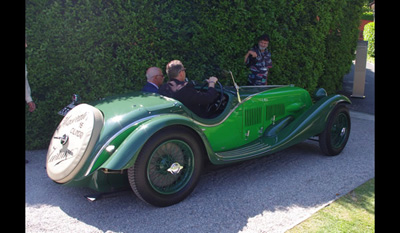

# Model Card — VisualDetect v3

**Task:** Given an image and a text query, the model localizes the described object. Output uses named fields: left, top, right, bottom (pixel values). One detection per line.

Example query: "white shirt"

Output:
left=25, top=64, right=33, bottom=103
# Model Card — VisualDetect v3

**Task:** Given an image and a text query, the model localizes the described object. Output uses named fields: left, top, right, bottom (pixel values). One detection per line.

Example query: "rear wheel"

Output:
left=128, top=126, right=204, bottom=207
left=319, top=104, right=351, bottom=156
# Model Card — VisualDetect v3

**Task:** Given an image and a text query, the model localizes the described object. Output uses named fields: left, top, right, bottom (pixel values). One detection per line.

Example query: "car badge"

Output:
left=167, top=162, right=184, bottom=175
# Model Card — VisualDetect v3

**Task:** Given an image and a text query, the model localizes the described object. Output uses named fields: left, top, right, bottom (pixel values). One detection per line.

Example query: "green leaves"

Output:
left=363, top=22, right=375, bottom=57
left=25, top=0, right=364, bottom=149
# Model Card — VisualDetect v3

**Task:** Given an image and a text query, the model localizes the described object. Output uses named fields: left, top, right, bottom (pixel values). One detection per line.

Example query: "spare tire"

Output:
left=46, top=104, right=103, bottom=183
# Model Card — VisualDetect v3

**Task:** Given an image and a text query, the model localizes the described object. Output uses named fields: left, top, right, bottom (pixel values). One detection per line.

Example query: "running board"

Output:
left=215, top=116, right=294, bottom=161
left=215, top=140, right=271, bottom=159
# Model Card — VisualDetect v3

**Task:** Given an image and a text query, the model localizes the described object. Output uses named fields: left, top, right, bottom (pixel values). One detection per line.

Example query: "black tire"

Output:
left=127, top=126, right=204, bottom=207
left=319, top=104, right=351, bottom=156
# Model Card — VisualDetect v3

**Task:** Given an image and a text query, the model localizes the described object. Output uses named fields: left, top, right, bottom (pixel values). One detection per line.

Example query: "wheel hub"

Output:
left=167, top=162, right=184, bottom=175
left=53, top=134, right=69, bottom=145
left=340, top=127, right=346, bottom=137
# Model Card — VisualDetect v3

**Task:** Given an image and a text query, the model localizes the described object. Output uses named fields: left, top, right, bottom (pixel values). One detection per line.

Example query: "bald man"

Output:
left=141, top=67, right=164, bottom=93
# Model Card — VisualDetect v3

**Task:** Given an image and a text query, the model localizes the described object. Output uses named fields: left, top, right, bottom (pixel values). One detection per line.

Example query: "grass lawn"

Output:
left=287, top=178, right=375, bottom=233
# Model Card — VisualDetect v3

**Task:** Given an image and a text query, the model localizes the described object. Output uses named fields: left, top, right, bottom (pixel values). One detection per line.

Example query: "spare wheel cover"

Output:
left=46, top=104, right=103, bottom=183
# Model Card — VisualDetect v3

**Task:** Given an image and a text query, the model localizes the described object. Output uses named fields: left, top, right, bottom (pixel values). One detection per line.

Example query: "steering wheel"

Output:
left=199, top=80, right=224, bottom=113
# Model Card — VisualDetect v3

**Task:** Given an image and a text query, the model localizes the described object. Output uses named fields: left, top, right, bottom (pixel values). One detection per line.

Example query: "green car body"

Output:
left=46, top=84, right=351, bottom=206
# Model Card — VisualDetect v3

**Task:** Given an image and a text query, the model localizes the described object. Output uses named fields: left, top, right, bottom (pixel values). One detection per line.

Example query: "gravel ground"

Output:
left=25, top=110, right=374, bottom=233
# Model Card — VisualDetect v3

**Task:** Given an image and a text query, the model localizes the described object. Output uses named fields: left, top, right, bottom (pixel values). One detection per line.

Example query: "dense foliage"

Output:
left=363, top=22, right=375, bottom=58
left=26, top=0, right=364, bottom=149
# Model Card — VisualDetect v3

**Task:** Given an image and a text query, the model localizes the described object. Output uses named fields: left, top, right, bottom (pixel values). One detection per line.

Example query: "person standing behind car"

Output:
left=159, top=60, right=218, bottom=118
left=26, top=38, right=36, bottom=164
left=25, top=39, right=36, bottom=112
left=244, top=34, right=273, bottom=85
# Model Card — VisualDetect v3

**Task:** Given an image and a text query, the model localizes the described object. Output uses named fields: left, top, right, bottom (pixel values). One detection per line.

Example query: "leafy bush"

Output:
left=25, top=0, right=364, bottom=149
left=363, top=22, right=375, bottom=57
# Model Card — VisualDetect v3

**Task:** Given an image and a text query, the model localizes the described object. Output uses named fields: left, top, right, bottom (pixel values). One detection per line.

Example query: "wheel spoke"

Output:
left=147, top=140, right=194, bottom=194
left=330, top=113, right=349, bottom=149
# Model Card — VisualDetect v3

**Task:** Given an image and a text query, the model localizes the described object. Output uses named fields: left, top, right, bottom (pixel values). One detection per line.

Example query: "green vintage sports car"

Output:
left=46, top=78, right=351, bottom=207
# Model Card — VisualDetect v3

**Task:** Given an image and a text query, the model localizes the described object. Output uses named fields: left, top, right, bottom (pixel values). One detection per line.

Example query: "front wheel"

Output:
left=128, top=126, right=204, bottom=207
left=319, top=104, right=351, bottom=156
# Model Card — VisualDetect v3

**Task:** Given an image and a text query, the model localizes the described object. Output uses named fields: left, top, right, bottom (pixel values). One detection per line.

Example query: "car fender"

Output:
left=285, top=94, right=351, bottom=139
left=264, top=94, right=351, bottom=156
left=317, top=94, right=351, bottom=125
left=279, top=93, right=351, bottom=144
left=99, top=114, right=208, bottom=171
left=210, top=94, right=351, bottom=164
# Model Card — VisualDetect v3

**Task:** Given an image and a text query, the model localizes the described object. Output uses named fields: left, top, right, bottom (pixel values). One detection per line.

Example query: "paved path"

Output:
left=26, top=110, right=374, bottom=233
left=339, top=62, right=375, bottom=115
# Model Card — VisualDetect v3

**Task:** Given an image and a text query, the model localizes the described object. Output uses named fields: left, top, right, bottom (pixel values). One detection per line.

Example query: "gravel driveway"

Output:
left=25, top=110, right=374, bottom=233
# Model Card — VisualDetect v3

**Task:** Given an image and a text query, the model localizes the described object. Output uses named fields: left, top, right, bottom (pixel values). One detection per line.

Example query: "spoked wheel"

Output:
left=128, top=126, right=204, bottom=207
left=319, top=104, right=351, bottom=156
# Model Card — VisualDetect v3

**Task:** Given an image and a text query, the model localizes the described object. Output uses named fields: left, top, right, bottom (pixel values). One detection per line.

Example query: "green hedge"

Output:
left=363, top=22, right=375, bottom=57
left=25, top=0, right=364, bottom=150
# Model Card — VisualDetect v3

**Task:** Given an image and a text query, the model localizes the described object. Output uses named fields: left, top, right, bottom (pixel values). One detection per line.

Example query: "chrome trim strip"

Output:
left=84, top=115, right=159, bottom=176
